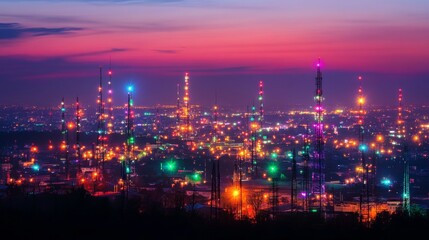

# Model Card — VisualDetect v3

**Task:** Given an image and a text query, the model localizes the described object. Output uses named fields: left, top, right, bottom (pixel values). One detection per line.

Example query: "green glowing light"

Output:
left=267, top=163, right=278, bottom=176
left=192, top=173, right=201, bottom=182
left=165, top=160, right=177, bottom=172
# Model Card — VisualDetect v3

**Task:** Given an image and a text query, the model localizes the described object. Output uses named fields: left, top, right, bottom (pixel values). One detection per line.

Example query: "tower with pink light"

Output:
left=312, top=59, right=325, bottom=212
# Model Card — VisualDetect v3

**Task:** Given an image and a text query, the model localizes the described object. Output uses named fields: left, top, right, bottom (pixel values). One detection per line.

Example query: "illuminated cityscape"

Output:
left=1, top=0, right=429, bottom=239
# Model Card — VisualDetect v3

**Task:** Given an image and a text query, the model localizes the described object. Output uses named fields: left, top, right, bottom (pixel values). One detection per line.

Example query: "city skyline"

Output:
left=1, top=0, right=428, bottom=107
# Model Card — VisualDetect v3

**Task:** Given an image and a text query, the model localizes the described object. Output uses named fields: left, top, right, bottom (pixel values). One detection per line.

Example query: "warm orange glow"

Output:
left=233, top=189, right=240, bottom=198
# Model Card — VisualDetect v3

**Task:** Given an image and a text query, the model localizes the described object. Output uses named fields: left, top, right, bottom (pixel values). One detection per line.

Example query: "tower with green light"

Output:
left=123, top=85, right=134, bottom=182
left=399, top=89, right=410, bottom=214
left=267, top=162, right=279, bottom=216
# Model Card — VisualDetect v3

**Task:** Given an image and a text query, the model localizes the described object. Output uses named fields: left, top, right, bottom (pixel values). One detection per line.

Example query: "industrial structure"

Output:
left=398, top=89, right=410, bottom=214
left=76, top=97, right=81, bottom=173
left=107, top=66, right=114, bottom=135
left=96, top=67, right=105, bottom=178
left=312, top=59, right=325, bottom=212
left=357, top=76, right=370, bottom=223
left=60, top=97, right=69, bottom=180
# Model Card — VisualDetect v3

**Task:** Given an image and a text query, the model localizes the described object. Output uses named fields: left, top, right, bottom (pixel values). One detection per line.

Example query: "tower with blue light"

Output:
left=124, top=85, right=135, bottom=183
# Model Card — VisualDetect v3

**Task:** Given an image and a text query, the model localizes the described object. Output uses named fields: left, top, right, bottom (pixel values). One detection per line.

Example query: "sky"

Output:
left=0, top=0, right=428, bottom=109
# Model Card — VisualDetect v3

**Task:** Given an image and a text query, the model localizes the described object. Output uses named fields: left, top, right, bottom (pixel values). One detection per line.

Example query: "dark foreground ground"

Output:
left=1, top=188, right=428, bottom=240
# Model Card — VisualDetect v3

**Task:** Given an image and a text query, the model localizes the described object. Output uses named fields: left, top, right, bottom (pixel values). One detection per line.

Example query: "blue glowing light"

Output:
left=32, top=164, right=40, bottom=171
left=381, top=178, right=391, bottom=186
left=359, top=144, right=368, bottom=152
left=127, top=85, right=134, bottom=92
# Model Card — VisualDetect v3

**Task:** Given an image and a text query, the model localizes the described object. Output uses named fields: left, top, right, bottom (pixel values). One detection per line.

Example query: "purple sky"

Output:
left=0, top=0, right=428, bottom=108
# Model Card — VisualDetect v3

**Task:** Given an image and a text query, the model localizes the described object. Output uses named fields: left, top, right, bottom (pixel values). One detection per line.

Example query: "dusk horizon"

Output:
left=1, top=0, right=429, bottom=107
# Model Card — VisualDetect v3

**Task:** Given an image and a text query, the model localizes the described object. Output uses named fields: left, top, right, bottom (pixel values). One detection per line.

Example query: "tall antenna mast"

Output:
left=398, top=89, right=405, bottom=138
left=107, top=61, right=114, bottom=134
left=213, top=92, right=219, bottom=143
left=176, top=82, right=181, bottom=132
left=76, top=97, right=81, bottom=174
left=97, top=67, right=105, bottom=174
left=61, top=97, right=69, bottom=180
left=312, top=58, right=325, bottom=213
left=399, top=89, right=410, bottom=214
left=357, top=76, right=370, bottom=223
left=258, top=80, right=264, bottom=128
left=183, top=72, right=190, bottom=140
left=250, top=103, right=257, bottom=178
left=125, top=86, right=135, bottom=189
left=303, top=126, right=310, bottom=211
left=291, top=148, right=297, bottom=211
